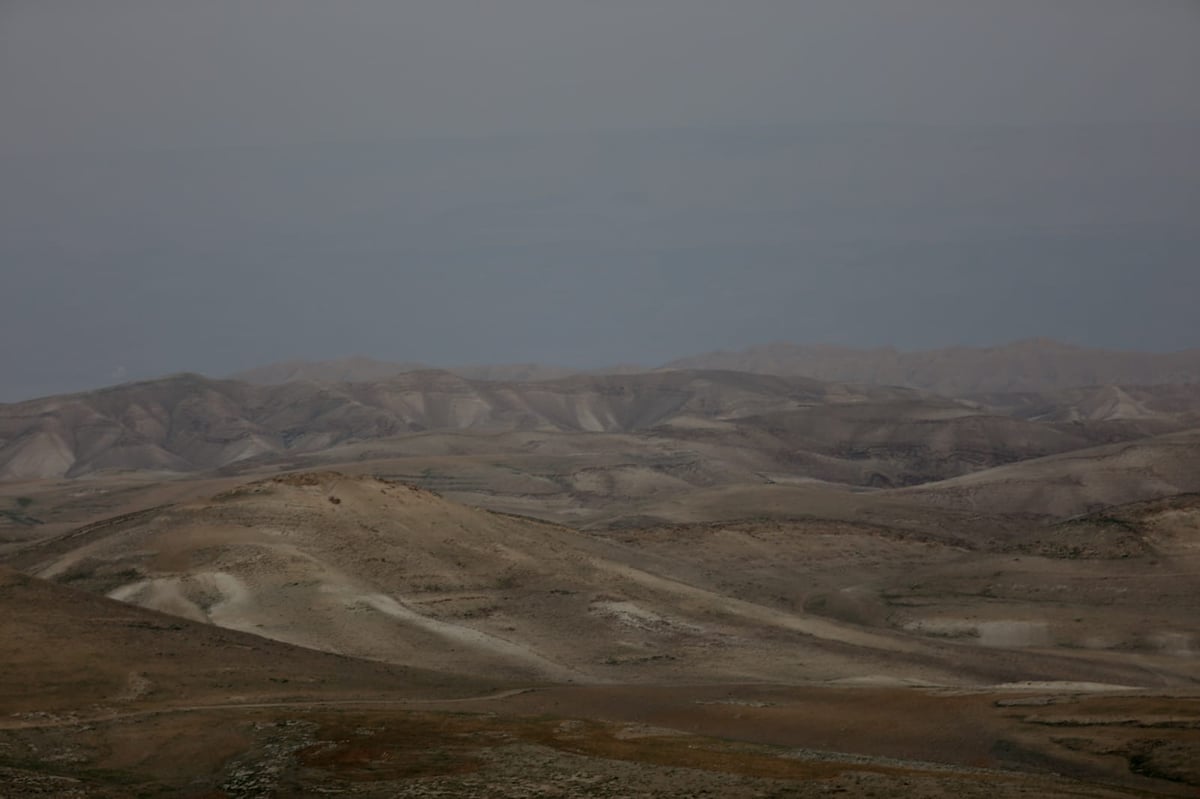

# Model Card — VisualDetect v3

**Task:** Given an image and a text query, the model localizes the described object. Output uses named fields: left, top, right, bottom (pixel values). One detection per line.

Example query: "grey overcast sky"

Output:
left=2, top=0, right=1199, bottom=400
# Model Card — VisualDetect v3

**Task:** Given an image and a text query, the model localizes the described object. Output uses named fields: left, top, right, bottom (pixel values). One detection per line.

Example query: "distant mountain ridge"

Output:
left=0, top=368, right=1128, bottom=483
left=0, top=369, right=853, bottom=480
left=231, top=356, right=432, bottom=385
left=233, top=339, right=1200, bottom=396
left=230, top=357, right=638, bottom=385
left=5, top=341, right=1200, bottom=489
left=663, top=338, right=1200, bottom=394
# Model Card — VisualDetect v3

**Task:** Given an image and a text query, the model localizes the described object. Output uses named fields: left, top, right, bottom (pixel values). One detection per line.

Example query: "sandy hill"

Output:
left=735, top=396, right=1107, bottom=487
left=7, top=472, right=936, bottom=685
left=892, top=427, right=1200, bottom=518
left=1037, top=492, right=1200, bottom=559
left=0, top=564, right=484, bottom=716
left=666, top=338, right=1200, bottom=394
left=9, top=472, right=626, bottom=682
left=9, top=472, right=1198, bottom=693
left=972, top=383, right=1200, bottom=430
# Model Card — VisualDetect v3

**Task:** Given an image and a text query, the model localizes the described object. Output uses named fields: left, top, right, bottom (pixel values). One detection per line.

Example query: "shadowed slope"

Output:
left=0, top=566, right=488, bottom=716
left=893, top=428, right=1200, bottom=517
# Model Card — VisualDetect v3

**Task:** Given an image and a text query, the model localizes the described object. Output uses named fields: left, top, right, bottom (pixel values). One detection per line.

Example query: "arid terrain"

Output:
left=666, top=339, right=1200, bottom=395
left=7, top=0, right=1198, bottom=790
left=2, top=355, right=1199, bottom=797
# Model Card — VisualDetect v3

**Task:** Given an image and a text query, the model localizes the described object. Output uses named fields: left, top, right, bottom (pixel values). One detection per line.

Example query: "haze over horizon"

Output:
left=3, top=0, right=1198, bottom=401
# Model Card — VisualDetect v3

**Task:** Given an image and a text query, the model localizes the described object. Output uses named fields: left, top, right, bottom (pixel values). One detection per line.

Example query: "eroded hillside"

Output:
left=9, top=472, right=1199, bottom=693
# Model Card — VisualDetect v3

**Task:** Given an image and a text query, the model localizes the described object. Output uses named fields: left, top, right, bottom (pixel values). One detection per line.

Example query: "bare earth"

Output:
left=2, top=368, right=1199, bottom=796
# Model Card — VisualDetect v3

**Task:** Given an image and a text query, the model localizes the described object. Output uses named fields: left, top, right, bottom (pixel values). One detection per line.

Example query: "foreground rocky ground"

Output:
left=3, top=686, right=1199, bottom=797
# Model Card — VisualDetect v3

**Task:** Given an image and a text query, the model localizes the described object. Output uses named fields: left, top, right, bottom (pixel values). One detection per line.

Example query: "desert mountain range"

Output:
left=4, top=369, right=1199, bottom=489
left=4, top=342, right=1200, bottom=796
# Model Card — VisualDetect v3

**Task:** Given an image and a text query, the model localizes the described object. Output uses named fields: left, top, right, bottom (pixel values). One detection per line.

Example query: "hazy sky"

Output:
left=2, top=0, right=1198, bottom=400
